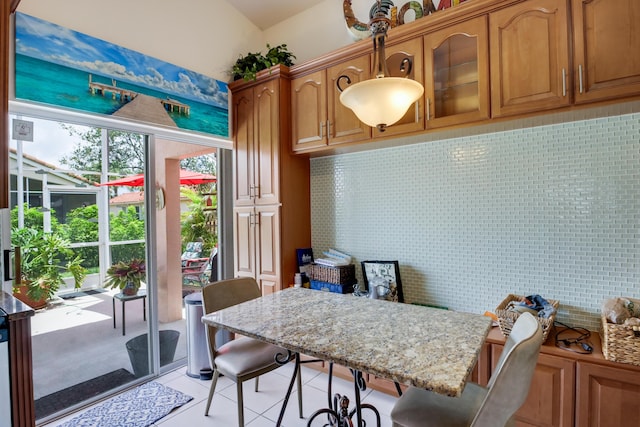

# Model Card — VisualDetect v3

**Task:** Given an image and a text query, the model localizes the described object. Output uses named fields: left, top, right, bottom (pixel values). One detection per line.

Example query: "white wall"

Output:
left=263, top=0, right=356, bottom=64
left=16, top=0, right=265, bottom=82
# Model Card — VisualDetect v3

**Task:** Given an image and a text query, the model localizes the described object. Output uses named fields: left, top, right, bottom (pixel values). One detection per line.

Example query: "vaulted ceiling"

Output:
left=225, top=0, right=327, bottom=30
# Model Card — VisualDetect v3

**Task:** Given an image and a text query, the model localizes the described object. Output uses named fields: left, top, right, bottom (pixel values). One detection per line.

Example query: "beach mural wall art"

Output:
left=14, top=12, right=229, bottom=138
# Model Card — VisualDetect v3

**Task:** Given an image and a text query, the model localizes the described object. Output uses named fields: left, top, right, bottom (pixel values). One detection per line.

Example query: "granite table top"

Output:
left=202, top=287, right=492, bottom=397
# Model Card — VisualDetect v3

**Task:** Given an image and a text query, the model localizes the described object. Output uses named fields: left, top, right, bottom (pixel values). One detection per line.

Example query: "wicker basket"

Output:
left=495, top=294, right=559, bottom=343
left=601, top=313, right=640, bottom=366
left=310, top=263, right=356, bottom=285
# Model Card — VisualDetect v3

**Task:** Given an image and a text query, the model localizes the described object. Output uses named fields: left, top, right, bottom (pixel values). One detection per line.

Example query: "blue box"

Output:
left=310, top=280, right=354, bottom=294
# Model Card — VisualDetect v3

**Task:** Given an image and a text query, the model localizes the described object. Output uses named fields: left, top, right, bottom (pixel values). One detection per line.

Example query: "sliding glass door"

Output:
left=8, top=114, right=175, bottom=422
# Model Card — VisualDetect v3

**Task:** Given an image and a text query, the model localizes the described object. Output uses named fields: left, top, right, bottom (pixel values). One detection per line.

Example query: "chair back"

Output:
left=471, top=312, right=543, bottom=427
left=202, top=277, right=261, bottom=352
left=181, top=241, right=204, bottom=266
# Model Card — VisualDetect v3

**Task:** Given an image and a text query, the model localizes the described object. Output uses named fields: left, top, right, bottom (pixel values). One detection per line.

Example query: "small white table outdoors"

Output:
left=202, top=287, right=492, bottom=426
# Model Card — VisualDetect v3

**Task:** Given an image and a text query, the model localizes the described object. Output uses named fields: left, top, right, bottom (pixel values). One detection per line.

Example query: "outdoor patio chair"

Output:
left=182, top=248, right=217, bottom=293
left=181, top=241, right=207, bottom=267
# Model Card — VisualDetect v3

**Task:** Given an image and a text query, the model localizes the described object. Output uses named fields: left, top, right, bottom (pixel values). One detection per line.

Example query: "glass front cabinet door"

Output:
left=423, top=16, right=490, bottom=129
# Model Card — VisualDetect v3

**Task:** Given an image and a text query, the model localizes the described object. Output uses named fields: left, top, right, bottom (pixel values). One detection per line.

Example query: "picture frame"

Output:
left=360, top=260, right=404, bottom=303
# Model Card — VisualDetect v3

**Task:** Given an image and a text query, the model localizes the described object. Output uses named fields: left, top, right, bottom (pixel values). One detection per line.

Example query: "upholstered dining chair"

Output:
left=202, top=277, right=302, bottom=426
left=390, top=311, right=543, bottom=427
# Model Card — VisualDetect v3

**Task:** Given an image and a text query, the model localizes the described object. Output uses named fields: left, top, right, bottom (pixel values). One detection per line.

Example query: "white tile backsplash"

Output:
left=310, top=108, right=640, bottom=331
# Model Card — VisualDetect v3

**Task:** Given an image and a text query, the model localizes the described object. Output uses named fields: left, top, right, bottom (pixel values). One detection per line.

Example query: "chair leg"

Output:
left=254, top=376, right=259, bottom=392
left=237, top=381, right=245, bottom=427
left=204, top=369, right=220, bottom=415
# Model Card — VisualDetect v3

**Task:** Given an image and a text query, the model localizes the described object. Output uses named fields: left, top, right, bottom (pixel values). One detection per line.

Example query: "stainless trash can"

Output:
left=184, top=291, right=230, bottom=378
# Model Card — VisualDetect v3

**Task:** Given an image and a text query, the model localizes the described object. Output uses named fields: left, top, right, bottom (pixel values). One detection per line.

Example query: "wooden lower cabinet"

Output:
left=492, top=344, right=575, bottom=427
left=472, top=342, right=491, bottom=386
left=575, top=361, right=640, bottom=427
left=233, top=205, right=281, bottom=295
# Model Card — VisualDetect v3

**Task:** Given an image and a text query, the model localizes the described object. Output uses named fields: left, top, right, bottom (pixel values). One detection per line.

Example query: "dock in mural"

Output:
left=88, top=73, right=191, bottom=126
left=88, top=74, right=136, bottom=102
left=161, top=98, right=190, bottom=115
left=112, top=93, right=178, bottom=127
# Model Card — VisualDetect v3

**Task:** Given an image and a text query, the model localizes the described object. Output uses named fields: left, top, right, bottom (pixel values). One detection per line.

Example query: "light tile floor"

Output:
left=45, top=363, right=397, bottom=426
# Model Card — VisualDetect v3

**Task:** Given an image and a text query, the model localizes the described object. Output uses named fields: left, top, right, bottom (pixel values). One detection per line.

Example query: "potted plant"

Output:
left=104, top=258, right=146, bottom=296
left=231, top=43, right=296, bottom=81
left=12, top=227, right=87, bottom=309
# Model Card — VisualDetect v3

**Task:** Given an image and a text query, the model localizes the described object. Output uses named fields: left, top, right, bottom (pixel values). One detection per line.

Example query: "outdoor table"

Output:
left=112, top=289, right=147, bottom=336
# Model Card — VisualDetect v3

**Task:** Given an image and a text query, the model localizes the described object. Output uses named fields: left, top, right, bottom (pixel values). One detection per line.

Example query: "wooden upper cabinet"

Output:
left=291, top=70, right=327, bottom=152
left=232, top=87, right=254, bottom=206
left=328, top=56, right=371, bottom=145
left=424, top=15, right=490, bottom=129
left=233, top=80, right=280, bottom=206
left=489, top=0, right=571, bottom=117
left=292, top=56, right=371, bottom=152
left=372, top=37, right=424, bottom=138
left=253, top=82, right=280, bottom=205
left=571, top=0, right=640, bottom=104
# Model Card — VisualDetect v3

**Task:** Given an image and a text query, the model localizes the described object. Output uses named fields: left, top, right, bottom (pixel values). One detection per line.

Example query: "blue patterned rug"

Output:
left=60, top=381, right=192, bottom=427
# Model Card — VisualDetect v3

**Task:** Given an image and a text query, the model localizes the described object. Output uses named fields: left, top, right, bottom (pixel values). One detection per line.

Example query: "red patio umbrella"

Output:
left=99, top=169, right=216, bottom=187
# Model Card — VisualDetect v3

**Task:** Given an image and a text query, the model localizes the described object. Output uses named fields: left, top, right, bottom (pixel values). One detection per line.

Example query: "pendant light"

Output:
left=337, top=0, right=424, bottom=132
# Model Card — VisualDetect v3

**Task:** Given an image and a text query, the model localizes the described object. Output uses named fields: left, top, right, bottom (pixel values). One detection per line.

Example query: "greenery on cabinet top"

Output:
left=231, top=44, right=296, bottom=81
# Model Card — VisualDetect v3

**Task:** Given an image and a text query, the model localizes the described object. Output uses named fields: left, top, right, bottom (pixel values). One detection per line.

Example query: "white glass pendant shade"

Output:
left=339, top=77, right=424, bottom=131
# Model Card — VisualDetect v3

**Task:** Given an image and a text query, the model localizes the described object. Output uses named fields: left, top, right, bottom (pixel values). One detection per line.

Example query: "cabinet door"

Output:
left=232, top=88, right=254, bottom=206
left=571, top=0, right=640, bottom=103
left=233, top=206, right=255, bottom=279
left=373, top=37, right=425, bottom=138
left=424, top=15, right=489, bottom=129
left=291, top=70, right=328, bottom=152
left=255, top=205, right=280, bottom=295
left=491, top=344, right=575, bottom=427
left=253, top=81, right=280, bottom=205
left=490, top=0, right=571, bottom=117
left=576, top=361, right=640, bottom=427
left=327, top=56, right=371, bottom=145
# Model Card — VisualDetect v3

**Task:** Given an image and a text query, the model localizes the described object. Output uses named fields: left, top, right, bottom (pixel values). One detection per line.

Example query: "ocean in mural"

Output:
left=14, top=13, right=228, bottom=138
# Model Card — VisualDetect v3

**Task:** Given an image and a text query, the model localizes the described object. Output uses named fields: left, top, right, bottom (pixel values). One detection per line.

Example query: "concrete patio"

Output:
left=30, top=287, right=188, bottom=419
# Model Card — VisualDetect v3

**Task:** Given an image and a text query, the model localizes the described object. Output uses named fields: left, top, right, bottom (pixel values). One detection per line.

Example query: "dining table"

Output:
left=201, top=287, right=492, bottom=427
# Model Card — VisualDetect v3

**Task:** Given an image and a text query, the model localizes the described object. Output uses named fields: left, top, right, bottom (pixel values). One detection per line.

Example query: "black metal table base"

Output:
left=275, top=355, right=381, bottom=427
left=305, top=363, right=381, bottom=427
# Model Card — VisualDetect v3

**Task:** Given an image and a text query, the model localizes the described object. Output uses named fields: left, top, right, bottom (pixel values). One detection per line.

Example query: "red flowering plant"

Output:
left=104, top=258, right=146, bottom=295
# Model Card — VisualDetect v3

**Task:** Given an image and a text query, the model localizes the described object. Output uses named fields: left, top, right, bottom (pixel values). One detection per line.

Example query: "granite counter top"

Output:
left=202, top=287, right=492, bottom=397
left=0, top=290, right=34, bottom=321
